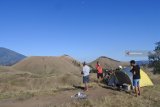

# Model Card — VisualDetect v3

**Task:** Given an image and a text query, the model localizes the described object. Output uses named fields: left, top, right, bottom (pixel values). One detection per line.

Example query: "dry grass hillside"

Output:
left=0, top=56, right=159, bottom=107
left=60, top=55, right=82, bottom=67
left=0, top=56, right=83, bottom=102
left=89, top=56, right=129, bottom=69
left=0, top=66, right=159, bottom=107
left=12, top=56, right=81, bottom=75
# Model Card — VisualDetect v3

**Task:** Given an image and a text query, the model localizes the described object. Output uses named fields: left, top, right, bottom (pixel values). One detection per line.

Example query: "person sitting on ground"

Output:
left=130, top=60, right=141, bottom=97
left=82, top=62, right=90, bottom=91
left=96, top=62, right=103, bottom=83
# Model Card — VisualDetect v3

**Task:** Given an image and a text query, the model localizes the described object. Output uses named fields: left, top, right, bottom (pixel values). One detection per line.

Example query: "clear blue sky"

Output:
left=0, top=0, right=160, bottom=62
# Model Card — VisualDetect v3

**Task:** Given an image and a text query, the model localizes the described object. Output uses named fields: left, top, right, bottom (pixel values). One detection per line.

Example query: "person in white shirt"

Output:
left=82, top=62, right=90, bottom=91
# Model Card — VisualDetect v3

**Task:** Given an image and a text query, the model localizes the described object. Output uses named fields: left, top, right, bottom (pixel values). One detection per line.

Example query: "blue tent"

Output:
left=108, top=68, right=132, bottom=87
left=121, top=67, right=133, bottom=86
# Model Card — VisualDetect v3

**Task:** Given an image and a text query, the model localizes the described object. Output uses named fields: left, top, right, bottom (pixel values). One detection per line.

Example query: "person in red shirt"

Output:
left=96, top=62, right=103, bottom=83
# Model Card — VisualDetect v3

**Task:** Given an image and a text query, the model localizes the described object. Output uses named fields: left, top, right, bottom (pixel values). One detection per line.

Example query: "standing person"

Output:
left=130, top=60, right=141, bottom=97
left=96, top=62, right=103, bottom=83
left=82, top=62, right=90, bottom=91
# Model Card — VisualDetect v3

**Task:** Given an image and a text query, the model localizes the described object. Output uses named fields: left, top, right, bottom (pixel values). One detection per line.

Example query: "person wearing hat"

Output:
left=82, top=62, right=90, bottom=91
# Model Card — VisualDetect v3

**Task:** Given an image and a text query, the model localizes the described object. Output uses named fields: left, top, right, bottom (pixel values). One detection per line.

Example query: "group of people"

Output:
left=81, top=60, right=141, bottom=97
left=81, top=61, right=103, bottom=91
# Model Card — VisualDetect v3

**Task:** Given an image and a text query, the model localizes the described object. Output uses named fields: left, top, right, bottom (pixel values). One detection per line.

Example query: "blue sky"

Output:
left=0, top=0, right=160, bottom=62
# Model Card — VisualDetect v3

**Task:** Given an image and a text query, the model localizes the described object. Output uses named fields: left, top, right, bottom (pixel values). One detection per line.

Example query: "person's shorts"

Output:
left=83, top=75, right=89, bottom=83
left=133, top=79, right=140, bottom=87
left=97, top=73, right=103, bottom=79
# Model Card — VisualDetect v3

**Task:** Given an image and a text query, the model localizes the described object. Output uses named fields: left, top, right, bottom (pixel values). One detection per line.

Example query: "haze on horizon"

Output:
left=0, top=0, right=160, bottom=62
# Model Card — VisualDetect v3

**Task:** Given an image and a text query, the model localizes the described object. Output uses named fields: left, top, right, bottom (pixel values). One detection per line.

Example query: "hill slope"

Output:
left=89, top=56, right=129, bottom=69
left=12, top=56, right=82, bottom=85
left=13, top=56, right=81, bottom=75
left=60, top=54, right=82, bottom=67
left=0, top=47, right=26, bottom=66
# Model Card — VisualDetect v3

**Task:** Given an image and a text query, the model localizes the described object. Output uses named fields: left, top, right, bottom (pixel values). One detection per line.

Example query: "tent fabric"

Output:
left=115, top=71, right=132, bottom=85
left=108, top=74, right=119, bottom=86
left=108, top=71, right=132, bottom=87
left=139, top=69, right=154, bottom=87
left=121, top=67, right=154, bottom=87
left=107, top=67, right=154, bottom=88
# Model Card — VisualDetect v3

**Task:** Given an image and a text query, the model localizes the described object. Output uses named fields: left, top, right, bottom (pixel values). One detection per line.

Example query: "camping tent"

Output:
left=108, top=70, right=132, bottom=87
left=108, top=67, right=154, bottom=87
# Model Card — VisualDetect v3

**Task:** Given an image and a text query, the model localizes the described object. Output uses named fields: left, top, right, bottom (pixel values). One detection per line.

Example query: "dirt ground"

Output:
left=0, top=85, right=117, bottom=107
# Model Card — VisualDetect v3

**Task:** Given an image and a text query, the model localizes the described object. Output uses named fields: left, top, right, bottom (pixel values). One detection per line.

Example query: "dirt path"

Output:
left=0, top=85, right=116, bottom=107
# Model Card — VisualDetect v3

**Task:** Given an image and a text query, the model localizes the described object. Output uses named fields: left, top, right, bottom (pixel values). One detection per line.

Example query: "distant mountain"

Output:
left=136, top=60, right=149, bottom=66
left=89, top=56, right=129, bottom=69
left=0, top=47, right=26, bottom=66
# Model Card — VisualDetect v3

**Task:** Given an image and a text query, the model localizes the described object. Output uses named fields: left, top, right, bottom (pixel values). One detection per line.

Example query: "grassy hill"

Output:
left=0, top=66, right=159, bottom=107
left=0, top=55, right=159, bottom=107
left=89, top=56, right=129, bottom=69
left=11, top=56, right=82, bottom=86
left=12, top=56, right=81, bottom=75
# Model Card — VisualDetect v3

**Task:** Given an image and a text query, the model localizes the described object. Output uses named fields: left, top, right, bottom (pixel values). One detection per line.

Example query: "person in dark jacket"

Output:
left=130, top=60, right=141, bottom=97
